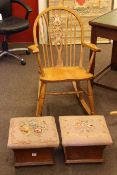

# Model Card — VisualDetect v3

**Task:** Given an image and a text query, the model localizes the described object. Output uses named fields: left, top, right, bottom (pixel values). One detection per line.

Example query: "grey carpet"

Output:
left=0, top=44, right=117, bottom=175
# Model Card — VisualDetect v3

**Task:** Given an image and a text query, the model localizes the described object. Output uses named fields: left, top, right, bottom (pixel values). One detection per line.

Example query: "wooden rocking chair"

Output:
left=29, top=2, right=101, bottom=116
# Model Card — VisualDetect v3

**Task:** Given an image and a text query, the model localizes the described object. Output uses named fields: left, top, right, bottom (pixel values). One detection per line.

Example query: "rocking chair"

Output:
left=29, top=4, right=101, bottom=116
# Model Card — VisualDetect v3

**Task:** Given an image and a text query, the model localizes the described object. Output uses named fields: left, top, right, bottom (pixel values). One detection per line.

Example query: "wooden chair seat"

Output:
left=40, top=67, right=93, bottom=82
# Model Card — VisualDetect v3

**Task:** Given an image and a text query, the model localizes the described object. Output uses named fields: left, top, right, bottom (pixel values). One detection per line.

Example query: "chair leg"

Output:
left=0, top=51, right=7, bottom=57
left=8, top=48, right=30, bottom=55
left=7, top=52, right=26, bottom=65
left=37, top=80, right=42, bottom=99
left=87, top=80, right=95, bottom=115
left=0, top=38, right=26, bottom=65
left=36, top=81, right=46, bottom=117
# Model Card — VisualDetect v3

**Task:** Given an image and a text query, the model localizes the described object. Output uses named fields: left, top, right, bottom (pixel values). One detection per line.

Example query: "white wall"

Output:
left=114, top=0, right=117, bottom=8
left=38, top=0, right=117, bottom=10
left=38, top=0, right=47, bottom=44
left=38, top=0, right=47, bottom=13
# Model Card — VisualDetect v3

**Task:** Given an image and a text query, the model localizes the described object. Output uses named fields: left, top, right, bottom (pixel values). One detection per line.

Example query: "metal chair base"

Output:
left=0, top=49, right=26, bottom=65
left=0, top=36, right=29, bottom=65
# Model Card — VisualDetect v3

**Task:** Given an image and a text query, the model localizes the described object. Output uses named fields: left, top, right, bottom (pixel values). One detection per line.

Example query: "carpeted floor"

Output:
left=0, top=44, right=117, bottom=175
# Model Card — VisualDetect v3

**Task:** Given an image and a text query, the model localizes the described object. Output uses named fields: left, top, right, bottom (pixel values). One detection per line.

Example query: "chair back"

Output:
left=33, top=6, right=85, bottom=69
left=0, top=0, right=12, bottom=18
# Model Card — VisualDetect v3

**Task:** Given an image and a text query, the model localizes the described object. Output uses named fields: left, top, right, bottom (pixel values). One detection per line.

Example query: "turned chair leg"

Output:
left=36, top=82, right=46, bottom=116
left=87, top=80, right=95, bottom=115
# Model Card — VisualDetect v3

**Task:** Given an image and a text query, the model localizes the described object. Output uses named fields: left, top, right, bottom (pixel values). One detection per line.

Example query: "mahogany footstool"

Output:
left=8, top=116, right=59, bottom=167
left=59, top=115, right=113, bottom=164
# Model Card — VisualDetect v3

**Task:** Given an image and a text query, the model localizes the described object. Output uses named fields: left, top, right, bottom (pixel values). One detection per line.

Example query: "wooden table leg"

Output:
left=111, top=40, right=117, bottom=70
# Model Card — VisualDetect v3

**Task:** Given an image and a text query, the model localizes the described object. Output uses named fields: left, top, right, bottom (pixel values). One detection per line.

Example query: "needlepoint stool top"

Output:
left=8, top=116, right=59, bottom=149
left=59, top=115, right=113, bottom=147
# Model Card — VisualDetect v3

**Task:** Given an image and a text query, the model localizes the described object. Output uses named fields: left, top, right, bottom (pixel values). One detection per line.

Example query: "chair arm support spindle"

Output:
left=87, top=51, right=95, bottom=73
left=82, top=43, right=101, bottom=73
left=28, top=44, right=44, bottom=76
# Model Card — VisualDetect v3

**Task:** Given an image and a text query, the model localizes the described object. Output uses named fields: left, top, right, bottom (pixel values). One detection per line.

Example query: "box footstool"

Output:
left=8, top=116, right=59, bottom=167
left=59, top=115, right=113, bottom=164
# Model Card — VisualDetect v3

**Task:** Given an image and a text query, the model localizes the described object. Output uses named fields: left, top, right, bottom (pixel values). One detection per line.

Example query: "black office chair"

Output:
left=0, top=0, right=32, bottom=65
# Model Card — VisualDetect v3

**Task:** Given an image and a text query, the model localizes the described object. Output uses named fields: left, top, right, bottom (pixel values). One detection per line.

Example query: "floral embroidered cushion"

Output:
left=59, top=115, right=113, bottom=146
left=8, top=116, right=59, bottom=149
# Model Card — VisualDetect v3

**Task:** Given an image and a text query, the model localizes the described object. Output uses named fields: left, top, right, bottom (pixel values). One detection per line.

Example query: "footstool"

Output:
left=59, top=115, right=113, bottom=163
left=8, top=116, right=59, bottom=166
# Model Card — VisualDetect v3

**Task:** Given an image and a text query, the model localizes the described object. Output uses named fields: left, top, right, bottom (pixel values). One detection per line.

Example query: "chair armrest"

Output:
left=28, top=44, right=39, bottom=54
left=11, top=0, right=32, bottom=19
left=110, top=111, right=117, bottom=116
left=82, top=42, right=101, bottom=52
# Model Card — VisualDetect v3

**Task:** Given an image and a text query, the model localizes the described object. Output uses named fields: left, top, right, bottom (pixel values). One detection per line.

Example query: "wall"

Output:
left=0, top=0, right=116, bottom=43
left=114, top=0, right=117, bottom=8
left=0, top=0, right=38, bottom=43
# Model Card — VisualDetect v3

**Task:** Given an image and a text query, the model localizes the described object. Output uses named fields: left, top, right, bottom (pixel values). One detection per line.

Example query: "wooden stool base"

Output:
left=63, top=145, right=106, bottom=164
left=14, top=148, right=55, bottom=167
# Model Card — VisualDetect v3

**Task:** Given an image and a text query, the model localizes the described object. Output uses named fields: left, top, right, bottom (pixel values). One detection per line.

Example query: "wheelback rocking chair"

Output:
left=29, top=2, right=101, bottom=116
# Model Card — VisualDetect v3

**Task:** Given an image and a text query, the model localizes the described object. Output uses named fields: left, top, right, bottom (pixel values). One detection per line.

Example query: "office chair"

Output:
left=29, top=4, right=101, bottom=116
left=0, top=0, right=32, bottom=65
